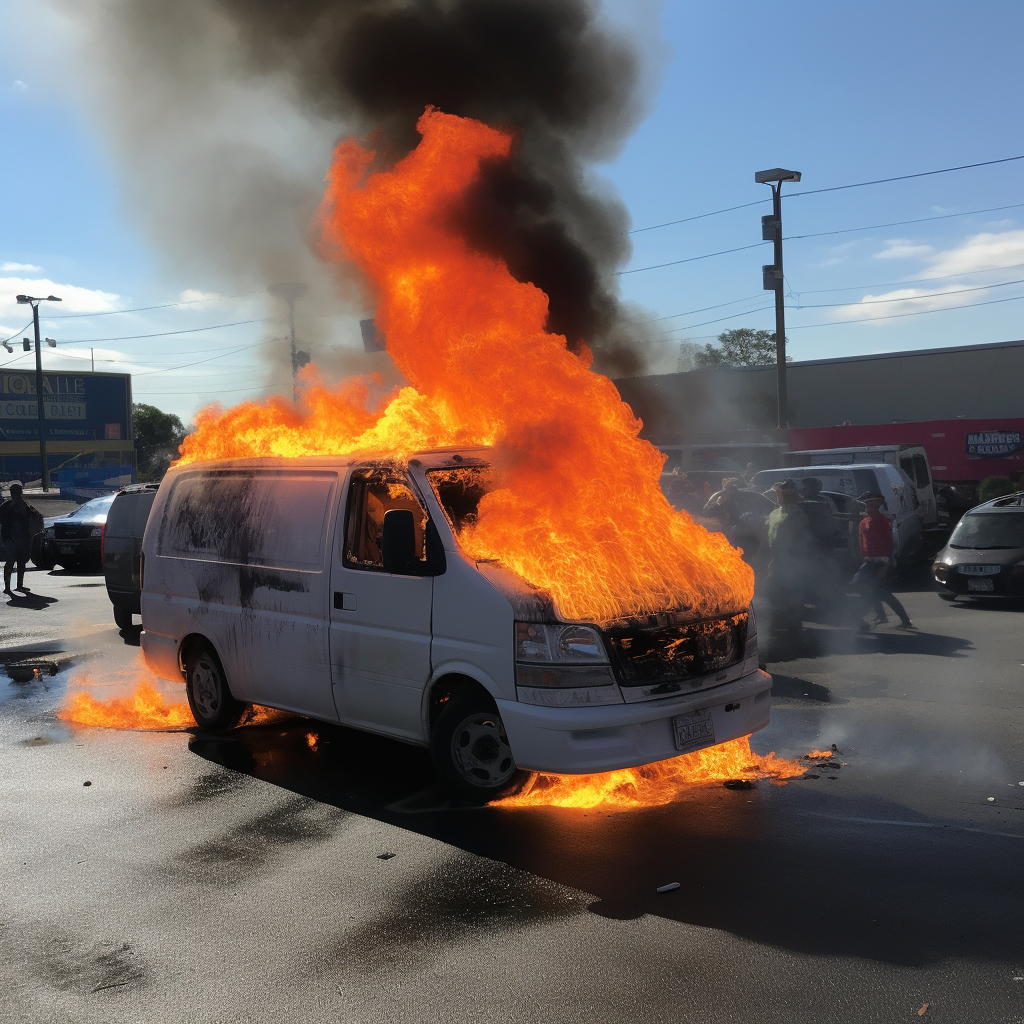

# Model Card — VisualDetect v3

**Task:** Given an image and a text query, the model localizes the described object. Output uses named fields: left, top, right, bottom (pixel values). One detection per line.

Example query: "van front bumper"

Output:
left=497, top=668, right=772, bottom=775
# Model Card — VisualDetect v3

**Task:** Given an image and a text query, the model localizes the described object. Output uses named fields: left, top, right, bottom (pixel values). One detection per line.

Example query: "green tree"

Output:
left=978, top=476, right=1019, bottom=502
left=133, top=403, right=188, bottom=481
left=695, top=328, right=791, bottom=368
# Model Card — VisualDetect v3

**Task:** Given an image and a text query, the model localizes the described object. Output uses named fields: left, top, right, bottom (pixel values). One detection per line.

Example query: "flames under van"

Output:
left=140, top=450, right=772, bottom=799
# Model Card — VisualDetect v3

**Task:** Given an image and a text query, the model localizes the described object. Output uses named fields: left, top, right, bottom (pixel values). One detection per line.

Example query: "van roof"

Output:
left=166, top=446, right=492, bottom=475
left=754, top=463, right=896, bottom=475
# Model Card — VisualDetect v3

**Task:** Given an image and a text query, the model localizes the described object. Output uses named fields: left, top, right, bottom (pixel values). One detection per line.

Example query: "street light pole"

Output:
left=755, top=167, right=801, bottom=430
left=16, top=293, right=62, bottom=492
left=268, top=282, right=309, bottom=402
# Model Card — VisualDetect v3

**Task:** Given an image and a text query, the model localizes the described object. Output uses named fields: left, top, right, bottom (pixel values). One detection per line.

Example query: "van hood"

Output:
left=472, top=561, right=560, bottom=623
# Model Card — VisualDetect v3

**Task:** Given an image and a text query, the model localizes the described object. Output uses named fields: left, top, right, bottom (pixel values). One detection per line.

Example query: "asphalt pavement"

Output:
left=1, top=565, right=1022, bottom=1024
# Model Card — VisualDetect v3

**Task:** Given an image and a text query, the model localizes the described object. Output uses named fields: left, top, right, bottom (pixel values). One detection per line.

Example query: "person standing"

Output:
left=766, top=479, right=811, bottom=632
left=0, top=483, right=36, bottom=596
left=853, top=491, right=913, bottom=628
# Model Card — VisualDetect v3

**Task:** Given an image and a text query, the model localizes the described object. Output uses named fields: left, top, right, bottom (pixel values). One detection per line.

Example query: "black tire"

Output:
left=30, top=535, right=57, bottom=570
left=183, top=643, right=244, bottom=731
left=938, top=592, right=957, bottom=602
left=430, top=691, right=525, bottom=802
left=112, top=605, right=134, bottom=630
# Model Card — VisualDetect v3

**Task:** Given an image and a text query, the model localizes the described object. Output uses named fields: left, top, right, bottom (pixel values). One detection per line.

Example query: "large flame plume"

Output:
left=178, top=108, right=752, bottom=624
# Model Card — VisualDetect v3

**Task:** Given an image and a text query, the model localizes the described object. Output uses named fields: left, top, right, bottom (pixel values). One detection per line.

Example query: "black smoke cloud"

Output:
left=66, top=0, right=664, bottom=376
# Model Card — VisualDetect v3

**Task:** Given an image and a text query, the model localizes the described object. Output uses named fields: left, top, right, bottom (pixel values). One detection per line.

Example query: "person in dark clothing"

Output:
left=1, top=483, right=36, bottom=596
left=766, top=479, right=812, bottom=632
left=852, top=491, right=913, bottom=628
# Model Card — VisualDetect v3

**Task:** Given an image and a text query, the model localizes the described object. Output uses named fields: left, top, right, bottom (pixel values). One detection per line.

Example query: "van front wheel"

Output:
left=184, top=644, right=243, bottom=731
left=431, top=693, right=525, bottom=802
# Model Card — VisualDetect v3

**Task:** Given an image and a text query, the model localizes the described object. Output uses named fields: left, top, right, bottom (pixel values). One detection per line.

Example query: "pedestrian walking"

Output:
left=852, top=491, right=913, bottom=629
left=766, top=479, right=812, bottom=632
left=0, top=483, right=37, bottom=596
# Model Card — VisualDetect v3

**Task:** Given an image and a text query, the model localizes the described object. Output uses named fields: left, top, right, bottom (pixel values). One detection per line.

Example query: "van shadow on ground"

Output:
left=188, top=717, right=1024, bottom=971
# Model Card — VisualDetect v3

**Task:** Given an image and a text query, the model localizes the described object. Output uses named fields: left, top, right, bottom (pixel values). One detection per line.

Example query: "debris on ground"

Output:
left=917, top=1002, right=930, bottom=1016
left=83, top=781, right=92, bottom=787
left=656, top=882, right=680, bottom=893
left=5, top=661, right=59, bottom=684
left=986, top=797, right=995, bottom=802
left=377, top=852, right=396, bottom=860
left=723, top=779, right=756, bottom=790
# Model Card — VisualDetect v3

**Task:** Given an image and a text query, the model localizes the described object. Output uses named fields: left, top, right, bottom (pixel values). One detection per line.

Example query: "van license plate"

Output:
left=672, top=709, right=716, bottom=753
left=968, top=578, right=994, bottom=592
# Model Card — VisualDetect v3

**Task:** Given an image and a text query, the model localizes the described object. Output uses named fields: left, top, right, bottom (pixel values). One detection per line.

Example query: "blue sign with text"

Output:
left=0, top=371, right=131, bottom=442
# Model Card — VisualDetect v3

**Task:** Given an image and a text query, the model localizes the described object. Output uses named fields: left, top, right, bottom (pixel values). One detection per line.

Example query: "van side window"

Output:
left=912, top=454, right=930, bottom=488
left=344, top=469, right=427, bottom=571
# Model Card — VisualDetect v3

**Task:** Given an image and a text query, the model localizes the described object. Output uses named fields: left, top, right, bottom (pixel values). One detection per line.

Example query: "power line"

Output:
left=791, top=277, right=1024, bottom=310
left=787, top=153, right=1024, bottom=199
left=786, top=292, right=1024, bottom=329
left=43, top=293, right=256, bottom=320
left=132, top=343, right=256, bottom=376
left=618, top=242, right=766, bottom=276
left=134, top=381, right=292, bottom=397
left=650, top=295, right=766, bottom=322
left=788, top=260, right=1024, bottom=296
left=629, top=200, right=767, bottom=236
left=784, top=201, right=1024, bottom=242
left=58, top=318, right=269, bottom=344
left=661, top=305, right=775, bottom=335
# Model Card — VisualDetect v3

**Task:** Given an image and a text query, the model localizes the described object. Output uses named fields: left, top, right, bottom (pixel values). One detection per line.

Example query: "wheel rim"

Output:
left=190, top=656, right=222, bottom=719
left=450, top=711, right=516, bottom=789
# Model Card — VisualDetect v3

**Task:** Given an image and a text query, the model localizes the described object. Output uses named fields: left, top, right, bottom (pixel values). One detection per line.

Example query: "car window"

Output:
left=427, top=465, right=493, bottom=534
left=344, top=468, right=428, bottom=571
left=949, top=512, right=1024, bottom=549
left=912, top=454, right=930, bottom=488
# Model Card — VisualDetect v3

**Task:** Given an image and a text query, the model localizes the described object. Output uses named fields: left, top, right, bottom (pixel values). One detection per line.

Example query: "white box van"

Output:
left=785, top=444, right=937, bottom=526
left=140, top=450, right=771, bottom=799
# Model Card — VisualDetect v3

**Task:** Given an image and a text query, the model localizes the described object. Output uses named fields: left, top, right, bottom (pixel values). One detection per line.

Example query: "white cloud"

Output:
left=179, top=288, right=224, bottom=303
left=832, top=287, right=961, bottom=321
left=11, top=80, right=27, bottom=92
left=0, top=276, right=120, bottom=317
left=1, top=262, right=42, bottom=272
left=874, top=239, right=935, bottom=260
left=924, top=229, right=1024, bottom=277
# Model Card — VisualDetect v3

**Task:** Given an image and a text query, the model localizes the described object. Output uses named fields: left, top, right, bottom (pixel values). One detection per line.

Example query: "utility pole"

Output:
left=16, top=293, right=61, bottom=492
left=269, top=283, right=309, bottom=402
left=755, top=168, right=801, bottom=429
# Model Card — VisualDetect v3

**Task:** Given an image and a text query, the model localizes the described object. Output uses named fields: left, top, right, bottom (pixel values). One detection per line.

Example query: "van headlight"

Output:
left=514, top=622, right=615, bottom=689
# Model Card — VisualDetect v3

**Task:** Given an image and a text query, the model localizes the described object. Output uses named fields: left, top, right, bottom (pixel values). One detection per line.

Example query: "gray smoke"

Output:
left=57, top=0, right=666, bottom=380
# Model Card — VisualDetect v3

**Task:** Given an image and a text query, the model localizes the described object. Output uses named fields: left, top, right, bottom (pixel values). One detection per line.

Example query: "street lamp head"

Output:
left=15, top=294, right=30, bottom=304
left=14, top=294, right=61, bottom=304
left=46, top=295, right=61, bottom=302
left=754, top=168, right=802, bottom=184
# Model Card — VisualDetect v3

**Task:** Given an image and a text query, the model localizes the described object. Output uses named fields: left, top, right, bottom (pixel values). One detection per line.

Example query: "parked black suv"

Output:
left=103, top=484, right=159, bottom=629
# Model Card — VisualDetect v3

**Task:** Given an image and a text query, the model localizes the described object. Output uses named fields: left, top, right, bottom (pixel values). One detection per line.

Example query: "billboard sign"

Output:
left=0, top=371, right=131, bottom=442
left=965, top=429, right=1023, bottom=459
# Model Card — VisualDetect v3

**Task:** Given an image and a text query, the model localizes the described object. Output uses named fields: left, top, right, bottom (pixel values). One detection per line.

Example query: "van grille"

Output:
left=603, top=613, right=748, bottom=687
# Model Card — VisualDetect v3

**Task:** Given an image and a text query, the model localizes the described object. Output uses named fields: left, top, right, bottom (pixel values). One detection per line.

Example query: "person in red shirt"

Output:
left=853, top=492, right=913, bottom=628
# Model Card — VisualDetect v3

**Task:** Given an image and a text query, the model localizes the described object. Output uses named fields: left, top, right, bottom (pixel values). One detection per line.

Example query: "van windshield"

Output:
left=426, top=465, right=493, bottom=534
left=949, top=512, right=1024, bottom=550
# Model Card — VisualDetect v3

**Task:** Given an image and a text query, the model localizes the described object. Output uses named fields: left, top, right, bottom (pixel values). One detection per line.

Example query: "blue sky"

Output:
left=1, top=1, right=1023, bottom=422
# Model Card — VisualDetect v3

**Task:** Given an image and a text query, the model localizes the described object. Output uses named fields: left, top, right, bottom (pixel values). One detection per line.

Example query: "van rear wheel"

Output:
left=431, top=692, right=525, bottom=802
left=184, top=644, right=243, bottom=731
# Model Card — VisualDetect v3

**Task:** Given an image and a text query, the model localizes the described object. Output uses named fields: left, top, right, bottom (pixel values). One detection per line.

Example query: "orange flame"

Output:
left=804, top=749, right=834, bottom=759
left=178, top=108, right=753, bottom=624
left=59, top=669, right=195, bottom=731
left=497, top=738, right=806, bottom=810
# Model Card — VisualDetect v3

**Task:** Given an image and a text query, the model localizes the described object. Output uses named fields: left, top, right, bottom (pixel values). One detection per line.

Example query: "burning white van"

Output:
left=140, top=449, right=772, bottom=799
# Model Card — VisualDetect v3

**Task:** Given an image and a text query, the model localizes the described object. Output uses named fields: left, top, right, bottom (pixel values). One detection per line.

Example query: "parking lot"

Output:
left=1, top=565, right=1022, bottom=1023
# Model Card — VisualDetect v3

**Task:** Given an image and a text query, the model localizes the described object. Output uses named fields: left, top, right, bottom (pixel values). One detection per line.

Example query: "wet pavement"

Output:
left=1, top=571, right=1023, bottom=1023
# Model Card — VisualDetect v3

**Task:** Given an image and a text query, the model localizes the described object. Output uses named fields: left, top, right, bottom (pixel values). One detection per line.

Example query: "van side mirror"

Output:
left=381, top=509, right=447, bottom=576
left=382, top=509, right=417, bottom=574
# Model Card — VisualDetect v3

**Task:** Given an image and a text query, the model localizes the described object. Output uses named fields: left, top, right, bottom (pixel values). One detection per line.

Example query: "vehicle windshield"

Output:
left=66, top=493, right=117, bottom=518
left=426, top=465, right=493, bottom=534
left=949, top=511, right=1024, bottom=549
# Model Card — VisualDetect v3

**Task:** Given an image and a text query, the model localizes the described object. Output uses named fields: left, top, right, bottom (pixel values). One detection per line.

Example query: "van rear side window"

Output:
left=158, top=471, right=336, bottom=568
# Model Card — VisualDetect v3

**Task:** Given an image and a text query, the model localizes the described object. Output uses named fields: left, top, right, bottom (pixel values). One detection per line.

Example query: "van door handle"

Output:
left=334, top=592, right=357, bottom=611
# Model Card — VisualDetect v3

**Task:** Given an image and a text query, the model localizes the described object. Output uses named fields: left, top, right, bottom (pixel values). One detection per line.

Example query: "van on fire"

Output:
left=140, top=450, right=772, bottom=799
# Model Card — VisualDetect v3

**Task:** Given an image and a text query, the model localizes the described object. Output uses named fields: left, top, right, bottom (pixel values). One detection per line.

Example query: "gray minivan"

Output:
left=103, top=484, right=159, bottom=629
